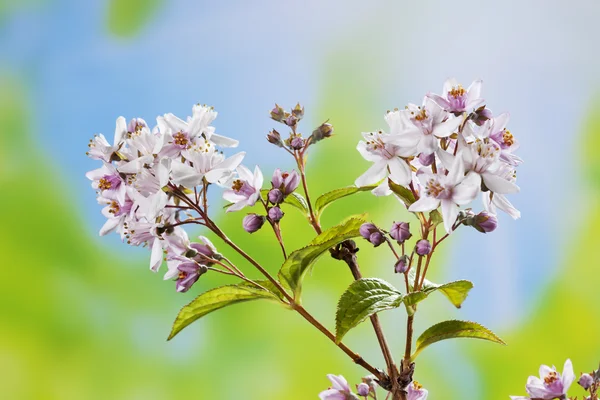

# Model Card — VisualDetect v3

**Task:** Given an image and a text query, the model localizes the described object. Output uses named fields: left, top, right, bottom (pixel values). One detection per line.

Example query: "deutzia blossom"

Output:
left=428, top=78, right=484, bottom=114
left=171, top=143, right=245, bottom=187
left=223, top=165, right=264, bottom=212
left=86, top=116, right=127, bottom=162
left=407, top=381, right=428, bottom=400
left=409, top=154, right=480, bottom=233
left=319, top=375, right=359, bottom=400
left=510, top=359, right=575, bottom=400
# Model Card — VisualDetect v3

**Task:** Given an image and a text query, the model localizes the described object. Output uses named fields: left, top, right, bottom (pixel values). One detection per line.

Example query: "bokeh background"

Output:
left=2, top=0, right=600, bottom=398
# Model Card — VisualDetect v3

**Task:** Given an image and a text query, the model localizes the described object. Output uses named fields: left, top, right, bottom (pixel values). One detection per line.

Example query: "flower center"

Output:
left=174, top=131, right=189, bottom=146
left=178, top=271, right=187, bottom=280
left=282, top=172, right=289, bottom=179
left=449, top=85, right=466, bottom=98
left=98, top=178, right=112, bottom=190
left=502, top=130, right=514, bottom=146
left=544, top=371, right=559, bottom=385
left=413, top=381, right=423, bottom=390
left=232, top=179, right=244, bottom=191
left=414, top=109, right=428, bottom=121
left=475, top=138, right=500, bottom=159
left=109, top=201, right=120, bottom=214
left=425, top=179, right=446, bottom=198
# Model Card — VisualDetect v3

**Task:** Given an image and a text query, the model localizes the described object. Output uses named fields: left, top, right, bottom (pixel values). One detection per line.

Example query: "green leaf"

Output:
left=429, top=209, right=443, bottom=227
left=408, top=270, right=473, bottom=308
left=403, top=291, right=428, bottom=316
left=412, top=320, right=505, bottom=360
left=335, top=278, right=403, bottom=343
left=168, top=283, right=283, bottom=340
left=314, top=185, right=376, bottom=220
left=277, top=215, right=367, bottom=299
left=388, top=178, right=416, bottom=206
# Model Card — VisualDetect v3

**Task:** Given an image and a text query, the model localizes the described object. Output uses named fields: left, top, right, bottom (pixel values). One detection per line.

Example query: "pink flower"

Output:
left=319, top=375, right=359, bottom=400
left=428, top=78, right=484, bottom=114
left=510, top=359, right=575, bottom=400
left=407, top=381, right=428, bottom=400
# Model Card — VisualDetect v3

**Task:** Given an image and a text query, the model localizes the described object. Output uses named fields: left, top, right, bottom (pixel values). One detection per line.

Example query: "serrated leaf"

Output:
left=314, top=185, right=376, bottom=220
left=168, top=284, right=283, bottom=340
left=335, top=278, right=403, bottom=343
left=412, top=320, right=505, bottom=360
left=408, top=270, right=473, bottom=308
left=388, top=178, right=416, bottom=206
left=277, top=215, right=367, bottom=299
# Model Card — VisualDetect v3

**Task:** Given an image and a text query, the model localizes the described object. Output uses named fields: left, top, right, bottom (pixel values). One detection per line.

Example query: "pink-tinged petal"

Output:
left=493, top=113, right=510, bottom=132
left=408, top=196, right=439, bottom=212
left=99, top=217, right=120, bottom=236
left=117, top=155, right=154, bottom=174
left=327, top=375, right=349, bottom=391
left=482, top=191, right=496, bottom=214
left=253, top=165, right=264, bottom=189
left=482, top=172, right=520, bottom=194
left=237, top=164, right=253, bottom=182
left=388, top=157, right=412, bottom=186
left=453, top=172, right=481, bottom=205
left=163, top=113, right=188, bottom=132
left=226, top=200, right=247, bottom=212
left=424, top=97, right=446, bottom=124
left=210, top=133, right=239, bottom=148
left=509, top=397, right=530, bottom=400
left=357, top=140, right=382, bottom=162
left=493, top=194, right=521, bottom=219
left=318, top=389, right=345, bottom=400
left=171, top=161, right=203, bottom=188
left=435, top=148, right=455, bottom=170
left=223, top=190, right=247, bottom=203
left=372, top=180, right=392, bottom=196
left=447, top=151, right=466, bottom=185
left=427, top=93, right=451, bottom=110
left=355, top=160, right=388, bottom=187
left=466, top=98, right=485, bottom=113
left=561, top=359, right=575, bottom=391
left=213, top=151, right=246, bottom=174
left=432, top=115, right=462, bottom=138
left=467, top=79, right=483, bottom=101
left=150, top=238, right=163, bottom=272
left=417, top=134, right=437, bottom=155
left=114, top=116, right=127, bottom=145
left=157, top=158, right=171, bottom=187
left=526, top=375, right=549, bottom=398
left=148, top=191, right=168, bottom=220
left=441, top=199, right=458, bottom=233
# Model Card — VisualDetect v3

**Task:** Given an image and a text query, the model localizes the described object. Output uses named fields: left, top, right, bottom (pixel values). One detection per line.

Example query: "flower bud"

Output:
left=268, top=206, right=283, bottom=222
left=394, top=255, right=409, bottom=274
left=268, top=188, right=284, bottom=204
left=292, top=103, right=304, bottom=120
left=266, top=129, right=284, bottom=147
left=242, top=214, right=265, bottom=233
left=284, top=115, right=298, bottom=127
left=578, top=373, right=594, bottom=390
left=471, top=105, right=493, bottom=126
left=272, top=169, right=300, bottom=195
left=270, top=104, right=285, bottom=122
left=361, top=375, right=378, bottom=393
left=467, top=211, right=498, bottom=233
left=290, top=136, right=304, bottom=150
left=356, top=383, right=370, bottom=397
left=311, top=122, right=334, bottom=143
left=360, top=223, right=385, bottom=247
left=390, top=221, right=411, bottom=243
left=418, top=152, right=435, bottom=166
left=415, top=239, right=432, bottom=256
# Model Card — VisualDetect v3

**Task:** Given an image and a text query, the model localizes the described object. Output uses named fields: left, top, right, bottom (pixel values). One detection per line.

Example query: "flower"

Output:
left=407, top=381, right=428, bottom=400
left=223, top=165, right=264, bottom=212
left=428, top=78, right=484, bottom=114
left=243, top=214, right=266, bottom=233
left=409, top=153, right=480, bottom=233
left=482, top=163, right=521, bottom=219
left=319, top=375, right=359, bottom=400
left=510, top=359, right=575, bottom=400
left=174, top=261, right=208, bottom=293
left=390, top=221, right=411, bottom=243
left=271, top=169, right=300, bottom=195
left=355, top=129, right=415, bottom=192
left=86, top=116, right=127, bottom=162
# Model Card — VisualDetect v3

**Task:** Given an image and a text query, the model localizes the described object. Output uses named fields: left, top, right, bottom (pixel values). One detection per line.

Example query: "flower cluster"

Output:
left=356, top=78, right=521, bottom=233
left=86, top=104, right=250, bottom=292
left=319, top=374, right=427, bottom=400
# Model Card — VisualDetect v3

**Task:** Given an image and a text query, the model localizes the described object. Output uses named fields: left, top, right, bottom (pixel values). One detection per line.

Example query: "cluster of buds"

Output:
left=355, top=78, right=521, bottom=234
left=267, top=102, right=334, bottom=152
left=240, top=168, right=300, bottom=233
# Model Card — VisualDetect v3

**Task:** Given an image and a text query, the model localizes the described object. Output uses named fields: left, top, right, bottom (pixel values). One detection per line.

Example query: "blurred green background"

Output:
left=1, top=0, right=599, bottom=398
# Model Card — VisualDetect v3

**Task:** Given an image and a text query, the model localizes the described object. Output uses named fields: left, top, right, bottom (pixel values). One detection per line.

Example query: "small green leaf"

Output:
left=314, top=185, right=376, bottom=220
left=412, top=320, right=505, bottom=360
left=403, top=291, right=428, bottom=315
left=335, top=278, right=403, bottom=343
left=429, top=210, right=443, bottom=227
left=168, top=284, right=283, bottom=340
left=388, top=178, right=416, bottom=206
left=408, top=270, right=473, bottom=308
left=278, top=215, right=367, bottom=299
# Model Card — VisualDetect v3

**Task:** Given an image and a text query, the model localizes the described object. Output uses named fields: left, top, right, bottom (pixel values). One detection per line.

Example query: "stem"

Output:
left=295, top=154, right=322, bottom=234
left=261, top=198, right=288, bottom=259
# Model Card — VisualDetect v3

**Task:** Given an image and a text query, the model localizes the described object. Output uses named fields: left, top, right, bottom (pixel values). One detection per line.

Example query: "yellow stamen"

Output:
left=98, top=178, right=112, bottom=190
left=449, top=85, right=466, bottom=98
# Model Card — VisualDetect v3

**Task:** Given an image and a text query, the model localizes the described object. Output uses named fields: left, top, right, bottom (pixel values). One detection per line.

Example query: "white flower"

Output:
left=428, top=78, right=484, bottom=114
left=223, top=165, right=264, bottom=212
left=409, top=153, right=480, bottom=233
left=355, top=130, right=414, bottom=194
left=86, top=117, right=127, bottom=162
left=482, top=163, right=521, bottom=219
